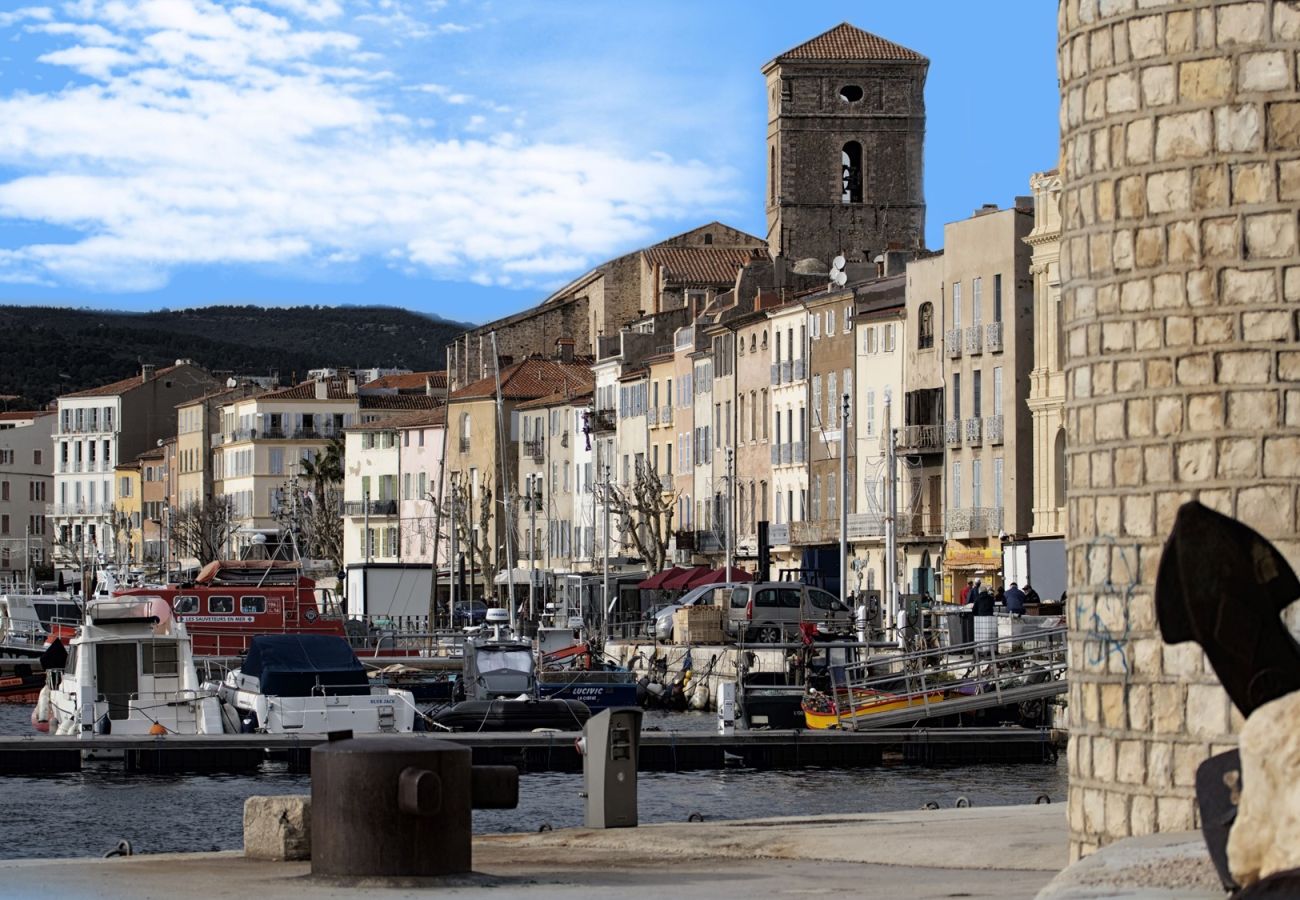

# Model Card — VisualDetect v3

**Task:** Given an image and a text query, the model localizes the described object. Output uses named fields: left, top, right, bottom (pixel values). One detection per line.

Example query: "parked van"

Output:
left=723, top=581, right=853, bottom=642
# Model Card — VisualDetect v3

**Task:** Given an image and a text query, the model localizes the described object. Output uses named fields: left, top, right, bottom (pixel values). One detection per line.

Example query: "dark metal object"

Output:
left=1155, top=501, right=1300, bottom=716
left=1237, top=868, right=1300, bottom=898
left=1195, top=750, right=1241, bottom=891
left=310, top=736, right=518, bottom=877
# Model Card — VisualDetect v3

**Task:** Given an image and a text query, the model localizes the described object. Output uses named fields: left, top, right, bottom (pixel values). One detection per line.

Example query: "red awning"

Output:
left=638, top=567, right=684, bottom=591
left=684, top=565, right=753, bottom=589
left=660, top=566, right=712, bottom=591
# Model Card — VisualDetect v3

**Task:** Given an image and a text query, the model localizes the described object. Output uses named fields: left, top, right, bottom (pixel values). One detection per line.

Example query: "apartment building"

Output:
left=0, top=410, right=54, bottom=580
left=517, top=390, right=589, bottom=573
left=1026, top=171, right=1065, bottom=538
left=176, top=384, right=261, bottom=511
left=396, top=409, right=447, bottom=566
left=732, top=309, right=774, bottom=560
left=766, top=300, right=808, bottom=572
left=50, top=362, right=219, bottom=570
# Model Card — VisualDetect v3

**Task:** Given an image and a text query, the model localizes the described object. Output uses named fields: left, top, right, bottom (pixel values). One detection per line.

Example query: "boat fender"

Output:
left=921, top=801, right=940, bottom=810
left=538, top=823, right=553, bottom=833
left=955, top=796, right=971, bottom=808
left=687, top=812, right=704, bottom=823
left=240, top=710, right=259, bottom=734
left=574, top=736, right=587, bottom=756
left=104, top=840, right=132, bottom=858
left=94, top=712, right=112, bottom=735
left=1035, top=794, right=1051, bottom=805
left=31, top=685, right=51, bottom=732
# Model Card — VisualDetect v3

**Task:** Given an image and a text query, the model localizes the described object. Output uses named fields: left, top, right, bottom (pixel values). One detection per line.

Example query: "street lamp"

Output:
left=522, top=478, right=543, bottom=623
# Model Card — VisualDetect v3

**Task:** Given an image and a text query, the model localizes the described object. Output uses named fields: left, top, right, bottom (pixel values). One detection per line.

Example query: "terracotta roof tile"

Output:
left=640, top=246, right=753, bottom=286
left=774, top=23, right=925, bottom=63
left=63, top=364, right=188, bottom=399
left=361, top=371, right=448, bottom=392
left=347, top=407, right=447, bottom=431
left=0, top=410, right=53, bottom=420
left=451, top=356, right=594, bottom=403
left=253, top=379, right=355, bottom=401
left=359, top=395, right=443, bottom=410
left=516, top=390, right=593, bottom=411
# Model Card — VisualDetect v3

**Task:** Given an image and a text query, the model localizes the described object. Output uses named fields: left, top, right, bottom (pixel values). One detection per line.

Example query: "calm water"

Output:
left=0, top=705, right=1066, bottom=860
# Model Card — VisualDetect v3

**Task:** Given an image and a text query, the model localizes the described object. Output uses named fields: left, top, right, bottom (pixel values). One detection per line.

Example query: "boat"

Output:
left=801, top=686, right=950, bottom=730
left=0, top=662, right=45, bottom=704
left=111, top=560, right=347, bottom=658
left=34, top=595, right=225, bottom=739
left=534, top=626, right=638, bottom=712
left=0, top=591, right=81, bottom=657
left=430, top=611, right=590, bottom=732
left=214, top=634, right=417, bottom=734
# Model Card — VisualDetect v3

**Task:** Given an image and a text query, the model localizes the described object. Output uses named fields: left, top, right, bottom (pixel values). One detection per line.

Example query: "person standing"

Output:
left=1023, top=583, right=1041, bottom=606
left=1005, top=582, right=1027, bottom=615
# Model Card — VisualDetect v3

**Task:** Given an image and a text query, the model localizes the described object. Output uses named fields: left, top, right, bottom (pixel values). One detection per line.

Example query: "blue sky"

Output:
left=0, top=1, right=1059, bottom=324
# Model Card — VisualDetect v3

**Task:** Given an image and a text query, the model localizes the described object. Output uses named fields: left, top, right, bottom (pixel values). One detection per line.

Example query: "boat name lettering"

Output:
left=179, top=615, right=257, bottom=623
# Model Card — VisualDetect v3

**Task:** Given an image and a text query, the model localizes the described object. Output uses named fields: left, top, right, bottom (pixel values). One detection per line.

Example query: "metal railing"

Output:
left=986, top=414, right=1004, bottom=444
left=792, top=441, right=806, bottom=464
left=966, top=325, right=983, bottom=355
left=781, top=443, right=793, bottom=465
left=792, top=519, right=840, bottom=544
left=945, top=329, right=962, bottom=358
left=768, top=523, right=790, bottom=545
left=660, top=406, right=673, bottom=425
left=965, top=417, right=983, bottom=445
left=899, top=424, right=943, bottom=453
left=523, top=438, right=545, bottom=462
left=589, top=408, right=616, bottom=433
left=945, top=420, right=961, bottom=446
left=897, top=511, right=944, bottom=536
left=343, top=499, right=398, bottom=516
left=945, top=506, right=1004, bottom=536
left=846, top=512, right=884, bottom=539
left=646, top=408, right=658, bottom=426
left=781, top=360, right=792, bottom=383
left=985, top=321, right=1004, bottom=353
left=47, top=502, right=114, bottom=516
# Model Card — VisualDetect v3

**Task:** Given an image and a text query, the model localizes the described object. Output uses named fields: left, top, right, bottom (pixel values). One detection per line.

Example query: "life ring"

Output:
left=304, top=608, right=319, bottom=623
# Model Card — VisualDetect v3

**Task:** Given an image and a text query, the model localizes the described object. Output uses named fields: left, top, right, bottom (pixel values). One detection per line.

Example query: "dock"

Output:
left=0, top=725, right=1064, bottom=774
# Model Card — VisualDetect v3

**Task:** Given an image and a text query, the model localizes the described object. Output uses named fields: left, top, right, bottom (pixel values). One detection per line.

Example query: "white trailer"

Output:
left=1001, top=537, right=1067, bottom=602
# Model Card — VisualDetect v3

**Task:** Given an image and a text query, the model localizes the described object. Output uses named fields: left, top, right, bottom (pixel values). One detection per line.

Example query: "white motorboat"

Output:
left=34, top=595, right=224, bottom=739
left=214, top=634, right=417, bottom=734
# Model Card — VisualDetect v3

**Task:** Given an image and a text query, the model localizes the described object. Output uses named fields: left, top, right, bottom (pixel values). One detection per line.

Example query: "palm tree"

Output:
left=300, top=436, right=345, bottom=496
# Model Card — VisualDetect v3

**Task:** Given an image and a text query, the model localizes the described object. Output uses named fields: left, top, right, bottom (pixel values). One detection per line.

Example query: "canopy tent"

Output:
left=493, top=567, right=546, bottom=586
left=638, top=567, right=685, bottom=590
left=686, top=566, right=753, bottom=588
left=659, top=566, right=712, bottom=591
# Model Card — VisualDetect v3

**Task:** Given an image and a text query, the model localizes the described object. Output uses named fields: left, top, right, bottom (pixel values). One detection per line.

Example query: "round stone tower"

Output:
left=1059, top=0, right=1300, bottom=858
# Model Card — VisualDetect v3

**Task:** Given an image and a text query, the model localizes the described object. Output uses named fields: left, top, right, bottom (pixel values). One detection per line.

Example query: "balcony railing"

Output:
left=770, top=363, right=781, bottom=386
left=792, top=520, right=840, bottom=545
left=846, top=513, right=884, bottom=539
left=589, top=408, right=616, bottom=433
left=986, top=414, right=1004, bottom=444
left=966, top=325, right=983, bottom=355
left=646, top=408, right=658, bottom=426
left=945, top=329, right=963, bottom=358
left=781, top=444, right=793, bottom=465
left=659, top=406, right=673, bottom=425
left=47, top=502, right=114, bottom=517
left=985, top=321, right=1004, bottom=353
left=945, top=421, right=962, bottom=446
left=343, top=500, right=398, bottom=517
left=697, top=530, right=723, bottom=553
left=899, top=424, right=944, bottom=453
left=768, top=523, right=790, bottom=545
left=770, top=444, right=780, bottom=465
left=946, top=506, right=1004, bottom=537
left=897, top=512, right=944, bottom=537
left=523, top=438, right=545, bottom=462
left=673, top=530, right=696, bottom=551
left=965, top=417, right=983, bottom=446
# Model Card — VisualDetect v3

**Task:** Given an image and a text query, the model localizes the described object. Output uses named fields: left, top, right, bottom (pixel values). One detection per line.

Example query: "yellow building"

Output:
left=111, top=461, right=142, bottom=567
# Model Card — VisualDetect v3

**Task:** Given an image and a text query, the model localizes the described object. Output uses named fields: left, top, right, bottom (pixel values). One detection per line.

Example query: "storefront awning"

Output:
left=638, top=567, right=685, bottom=590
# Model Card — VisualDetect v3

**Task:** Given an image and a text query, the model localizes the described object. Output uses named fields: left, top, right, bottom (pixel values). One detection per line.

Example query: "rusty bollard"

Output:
left=310, top=735, right=518, bottom=877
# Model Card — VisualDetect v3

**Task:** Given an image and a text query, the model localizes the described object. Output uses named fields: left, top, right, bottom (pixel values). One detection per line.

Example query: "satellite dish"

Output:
left=833, top=270, right=848, bottom=287
left=829, top=252, right=848, bottom=289
left=832, top=255, right=846, bottom=269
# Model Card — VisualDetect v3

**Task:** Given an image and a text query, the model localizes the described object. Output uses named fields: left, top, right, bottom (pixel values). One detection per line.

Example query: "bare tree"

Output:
left=605, top=464, right=677, bottom=572
left=447, top=476, right=496, bottom=597
left=170, top=499, right=237, bottom=566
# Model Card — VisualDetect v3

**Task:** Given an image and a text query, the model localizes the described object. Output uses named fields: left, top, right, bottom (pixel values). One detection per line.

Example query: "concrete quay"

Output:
left=0, top=804, right=1066, bottom=899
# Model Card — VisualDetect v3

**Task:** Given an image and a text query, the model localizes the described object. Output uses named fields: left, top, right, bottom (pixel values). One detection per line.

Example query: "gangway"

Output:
left=818, top=625, right=1068, bottom=730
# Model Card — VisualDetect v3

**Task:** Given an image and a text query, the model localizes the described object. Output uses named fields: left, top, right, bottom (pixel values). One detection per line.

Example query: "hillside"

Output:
left=0, top=305, right=472, bottom=405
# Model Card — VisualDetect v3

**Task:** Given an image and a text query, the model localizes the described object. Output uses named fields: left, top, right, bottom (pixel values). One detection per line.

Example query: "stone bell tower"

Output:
left=763, top=22, right=928, bottom=269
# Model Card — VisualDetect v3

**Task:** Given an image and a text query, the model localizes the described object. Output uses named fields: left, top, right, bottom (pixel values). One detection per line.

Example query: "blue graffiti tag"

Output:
left=1076, top=537, right=1141, bottom=676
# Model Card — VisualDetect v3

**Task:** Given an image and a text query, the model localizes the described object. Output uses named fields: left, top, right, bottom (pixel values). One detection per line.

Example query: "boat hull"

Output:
left=430, top=698, right=590, bottom=732
left=803, top=689, right=949, bottom=730
left=537, top=680, right=638, bottom=712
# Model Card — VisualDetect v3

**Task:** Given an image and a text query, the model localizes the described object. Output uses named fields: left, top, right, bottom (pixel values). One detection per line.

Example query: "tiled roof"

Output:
left=252, top=379, right=355, bottom=401
left=0, top=410, right=53, bottom=420
left=451, top=356, right=595, bottom=403
left=63, top=364, right=187, bottom=399
left=516, top=390, right=592, bottom=412
left=359, top=395, right=443, bottom=410
left=347, top=408, right=447, bottom=432
left=774, top=23, right=925, bottom=63
left=135, top=446, right=165, bottom=461
left=361, top=371, right=448, bottom=392
left=640, top=246, right=753, bottom=286
left=177, top=384, right=258, bottom=409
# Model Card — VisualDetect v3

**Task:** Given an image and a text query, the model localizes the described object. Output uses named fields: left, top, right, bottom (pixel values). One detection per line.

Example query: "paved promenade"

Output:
left=0, top=804, right=1066, bottom=899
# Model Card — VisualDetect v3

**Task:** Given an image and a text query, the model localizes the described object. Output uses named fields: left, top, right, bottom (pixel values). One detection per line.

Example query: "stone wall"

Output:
left=1059, top=0, right=1300, bottom=859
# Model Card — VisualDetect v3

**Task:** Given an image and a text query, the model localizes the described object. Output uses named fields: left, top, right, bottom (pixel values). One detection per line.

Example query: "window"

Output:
left=825, top=309, right=834, bottom=336
left=1, top=482, right=7, bottom=501
left=866, top=391, right=876, bottom=438
left=952, top=462, right=962, bottom=507
left=811, top=475, right=820, bottom=519
left=769, top=146, right=776, bottom=204
left=33, top=450, right=41, bottom=466
left=839, top=84, right=863, bottom=102
left=827, top=371, right=838, bottom=427
left=952, top=372, right=962, bottom=421
left=995, top=456, right=1005, bottom=506
left=973, top=370, right=983, bottom=418
left=143, top=642, right=179, bottom=676
left=843, top=305, right=852, bottom=333
left=841, top=141, right=863, bottom=203
left=174, top=596, right=199, bottom=615
left=209, top=596, right=234, bottom=614
left=973, top=277, right=983, bottom=326
left=827, top=473, right=836, bottom=517
left=239, top=595, right=266, bottom=614
left=884, top=323, right=895, bottom=352
left=972, top=460, right=982, bottom=507
left=268, top=448, right=284, bottom=476
left=812, top=375, right=822, bottom=426
left=952, top=282, right=963, bottom=329
left=809, top=588, right=847, bottom=612
left=866, top=327, right=877, bottom=354
left=811, top=312, right=820, bottom=340
left=994, top=368, right=1003, bottom=416
left=994, top=273, right=1003, bottom=323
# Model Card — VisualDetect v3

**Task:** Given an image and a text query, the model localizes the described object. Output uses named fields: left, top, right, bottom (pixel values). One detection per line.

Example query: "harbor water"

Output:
left=0, top=705, right=1066, bottom=860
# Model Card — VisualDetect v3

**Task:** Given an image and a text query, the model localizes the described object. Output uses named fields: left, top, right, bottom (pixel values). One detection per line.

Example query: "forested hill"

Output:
left=0, top=304, right=473, bottom=405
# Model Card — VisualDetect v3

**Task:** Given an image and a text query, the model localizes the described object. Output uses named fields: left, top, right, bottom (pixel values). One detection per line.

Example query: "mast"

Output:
left=490, top=332, right=518, bottom=629
left=428, top=362, right=451, bottom=628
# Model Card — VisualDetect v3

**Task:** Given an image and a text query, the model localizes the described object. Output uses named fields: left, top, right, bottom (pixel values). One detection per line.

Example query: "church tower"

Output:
left=763, top=23, right=928, bottom=268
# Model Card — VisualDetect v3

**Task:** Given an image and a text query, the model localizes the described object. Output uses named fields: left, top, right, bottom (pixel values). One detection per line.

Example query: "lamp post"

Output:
left=839, top=392, right=850, bottom=612
left=162, top=499, right=170, bottom=581
left=523, top=478, right=543, bottom=623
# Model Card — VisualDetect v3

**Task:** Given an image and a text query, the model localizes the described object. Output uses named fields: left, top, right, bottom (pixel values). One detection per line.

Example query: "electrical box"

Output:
left=582, top=707, right=642, bottom=828
left=717, top=681, right=736, bottom=735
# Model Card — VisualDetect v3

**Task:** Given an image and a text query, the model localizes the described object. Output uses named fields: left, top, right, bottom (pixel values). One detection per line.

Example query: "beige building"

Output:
left=940, top=201, right=1034, bottom=600
left=766, top=299, right=808, bottom=572
left=0, top=410, right=54, bottom=582
left=1026, top=170, right=1065, bottom=538
left=176, top=384, right=261, bottom=512
left=732, top=305, right=776, bottom=563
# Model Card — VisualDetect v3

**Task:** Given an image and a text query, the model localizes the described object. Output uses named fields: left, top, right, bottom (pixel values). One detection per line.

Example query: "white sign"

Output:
left=179, top=615, right=257, bottom=624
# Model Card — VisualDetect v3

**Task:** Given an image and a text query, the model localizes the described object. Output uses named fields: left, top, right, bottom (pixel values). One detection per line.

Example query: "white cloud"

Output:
left=0, top=0, right=738, bottom=294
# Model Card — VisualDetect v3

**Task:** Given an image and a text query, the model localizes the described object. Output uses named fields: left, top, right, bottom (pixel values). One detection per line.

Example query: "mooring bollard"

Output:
left=578, top=707, right=642, bottom=829
left=310, top=735, right=518, bottom=877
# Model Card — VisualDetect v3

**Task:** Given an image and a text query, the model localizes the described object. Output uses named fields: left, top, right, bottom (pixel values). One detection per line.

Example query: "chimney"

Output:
left=346, top=375, right=357, bottom=395
left=498, top=354, right=513, bottom=369
left=555, top=338, right=575, bottom=363
left=141, top=364, right=156, bottom=383
left=315, top=379, right=329, bottom=401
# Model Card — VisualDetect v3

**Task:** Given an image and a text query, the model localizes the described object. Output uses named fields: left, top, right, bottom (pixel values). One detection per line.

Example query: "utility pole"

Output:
left=526, top=476, right=540, bottom=624
left=363, top=488, right=371, bottom=564
left=884, top=390, right=899, bottom=638
left=448, top=481, right=458, bottom=619
left=839, top=392, right=850, bottom=611
left=602, top=462, right=611, bottom=641
left=724, top=448, right=734, bottom=576
left=490, top=331, right=518, bottom=630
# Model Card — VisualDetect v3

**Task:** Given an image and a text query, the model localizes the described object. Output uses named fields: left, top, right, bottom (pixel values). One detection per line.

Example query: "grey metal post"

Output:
left=528, top=478, right=537, bottom=623
left=490, top=332, right=518, bottom=629
left=448, top=481, right=458, bottom=617
left=884, top=391, right=898, bottom=635
left=725, top=448, right=733, bottom=575
left=839, top=393, right=850, bottom=610
left=363, top=488, right=371, bottom=564
left=602, top=462, right=611, bottom=640
left=25, top=525, right=31, bottom=591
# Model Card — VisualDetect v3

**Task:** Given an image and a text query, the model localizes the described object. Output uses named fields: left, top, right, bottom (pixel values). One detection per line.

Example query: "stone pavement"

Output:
left=1034, top=830, right=1224, bottom=900
left=0, top=804, right=1066, bottom=900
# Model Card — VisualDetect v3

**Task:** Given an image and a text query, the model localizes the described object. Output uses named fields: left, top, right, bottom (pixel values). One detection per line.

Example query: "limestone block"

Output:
left=1228, top=691, right=1300, bottom=887
left=244, top=795, right=312, bottom=861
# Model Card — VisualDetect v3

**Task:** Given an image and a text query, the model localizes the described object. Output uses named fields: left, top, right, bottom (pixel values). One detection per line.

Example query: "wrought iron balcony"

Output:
left=899, top=424, right=943, bottom=453
left=523, top=438, right=545, bottom=462
left=646, top=408, right=658, bottom=426
left=986, top=414, right=1004, bottom=445
left=945, top=506, right=1004, bottom=537
left=846, top=513, right=884, bottom=539
left=945, top=420, right=962, bottom=446
left=344, top=500, right=398, bottom=517
left=792, top=520, right=840, bottom=545
left=897, top=511, right=944, bottom=537
left=965, top=417, right=983, bottom=446
left=945, top=329, right=963, bottom=358
left=660, top=406, right=673, bottom=425
left=588, top=408, right=617, bottom=433
left=966, top=325, right=983, bottom=355
left=767, top=523, right=790, bottom=545
left=985, top=321, right=1004, bottom=353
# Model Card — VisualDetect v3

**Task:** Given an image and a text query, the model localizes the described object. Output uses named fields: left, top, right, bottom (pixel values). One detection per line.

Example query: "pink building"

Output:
left=396, top=408, right=448, bottom=566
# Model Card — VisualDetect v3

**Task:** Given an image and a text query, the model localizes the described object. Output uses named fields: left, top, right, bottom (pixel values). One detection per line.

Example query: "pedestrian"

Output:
left=971, top=580, right=995, bottom=650
left=1005, top=581, right=1027, bottom=614
left=995, top=586, right=1006, bottom=608
left=1024, top=583, right=1041, bottom=606
left=959, top=581, right=971, bottom=605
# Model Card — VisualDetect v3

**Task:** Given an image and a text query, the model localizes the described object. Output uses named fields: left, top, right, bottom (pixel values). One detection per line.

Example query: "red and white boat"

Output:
left=110, top=560, right=346, bottom=659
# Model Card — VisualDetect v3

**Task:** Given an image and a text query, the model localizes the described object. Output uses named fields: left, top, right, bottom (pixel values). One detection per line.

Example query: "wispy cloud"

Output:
left=0, top=0, right=737, bottom=293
